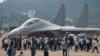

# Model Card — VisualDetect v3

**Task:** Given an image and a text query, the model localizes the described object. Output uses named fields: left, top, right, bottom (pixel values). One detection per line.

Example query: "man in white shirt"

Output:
left=92, top=39, right=99, bottom=53
left=23, top=38, right=27, bottom=50
left=79, top=38, right=83, bottom=50
left=27, top=38, right=31, bottom=49
left=36, top=37, right=40, bottom=50
left=4, top=37, right=9, bottom=50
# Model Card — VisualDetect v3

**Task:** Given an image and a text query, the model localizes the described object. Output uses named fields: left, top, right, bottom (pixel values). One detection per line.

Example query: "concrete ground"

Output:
left=0, top=32, right=100, bottom=56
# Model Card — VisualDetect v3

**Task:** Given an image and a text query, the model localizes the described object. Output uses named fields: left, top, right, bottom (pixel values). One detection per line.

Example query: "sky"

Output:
left=0, top=0, right=4, bottom=3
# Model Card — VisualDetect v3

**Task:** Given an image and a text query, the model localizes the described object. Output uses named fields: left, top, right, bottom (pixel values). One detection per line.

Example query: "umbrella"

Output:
left=78, top=33, right=86, bottom=38
left=68, top=34, right=75, bottom=37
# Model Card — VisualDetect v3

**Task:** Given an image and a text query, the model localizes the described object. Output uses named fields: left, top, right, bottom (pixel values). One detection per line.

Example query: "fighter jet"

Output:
left=8, top=4, right=100, bottom=36
left=8, top=4, right=65, bottom=36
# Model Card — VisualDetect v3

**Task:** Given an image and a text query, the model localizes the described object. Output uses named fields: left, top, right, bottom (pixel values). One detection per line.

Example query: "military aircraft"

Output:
left=8, top=4, right=100, bottom=36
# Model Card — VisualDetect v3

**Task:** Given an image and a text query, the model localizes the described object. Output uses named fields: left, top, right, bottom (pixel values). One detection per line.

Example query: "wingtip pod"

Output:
left=54, top=4, right=65, bottom=26
left=75, top=4, right=88, bottom=28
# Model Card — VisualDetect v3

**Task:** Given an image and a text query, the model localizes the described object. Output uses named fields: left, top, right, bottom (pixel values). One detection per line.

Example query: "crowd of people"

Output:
left=74, top=35, right=99, bottom=53
left=0, top=32, right=100, bottom=56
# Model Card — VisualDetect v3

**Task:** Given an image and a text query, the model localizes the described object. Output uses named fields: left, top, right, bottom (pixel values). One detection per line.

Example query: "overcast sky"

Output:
left=0, top=0, right=4, bottom=3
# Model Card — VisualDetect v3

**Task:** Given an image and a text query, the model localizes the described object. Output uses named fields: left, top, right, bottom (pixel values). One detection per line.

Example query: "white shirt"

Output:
left=92, top=40, right=98, bottom=47
left=86, top=39, right=90, bottom=44
left=36, top=38, right=40, bottom=44
left=75, top=41, right=79, bottom=46
left=79, top=38, right=83, bottom=44
left=23, top=39, right=27, bottom=44
left=44, top=37, right=48, bottom=44
left=4, top=39, right=8, bottom=44
left=27, top=38, right=31, bottom=42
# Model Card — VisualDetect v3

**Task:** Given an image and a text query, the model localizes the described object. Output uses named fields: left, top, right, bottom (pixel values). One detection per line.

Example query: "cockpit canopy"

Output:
left=22, top=18, right=40, bottom=26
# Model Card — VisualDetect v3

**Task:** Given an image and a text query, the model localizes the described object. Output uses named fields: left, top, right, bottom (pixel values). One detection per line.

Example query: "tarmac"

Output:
left=0, top=32, right=100, bottom=56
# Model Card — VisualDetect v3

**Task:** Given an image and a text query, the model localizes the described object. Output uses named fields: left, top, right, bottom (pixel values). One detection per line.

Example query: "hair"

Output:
left=20, top=51, right=23, bottom=54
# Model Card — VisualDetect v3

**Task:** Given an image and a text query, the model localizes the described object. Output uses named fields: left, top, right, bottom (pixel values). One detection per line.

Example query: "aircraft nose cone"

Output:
left=8, top=28, right=21, bottom=36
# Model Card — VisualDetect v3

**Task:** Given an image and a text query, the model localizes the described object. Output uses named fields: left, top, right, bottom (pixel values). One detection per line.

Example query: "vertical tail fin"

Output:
left=54, top=4, right=65, bottom=26
left=75, top=4, right=88, bottom=28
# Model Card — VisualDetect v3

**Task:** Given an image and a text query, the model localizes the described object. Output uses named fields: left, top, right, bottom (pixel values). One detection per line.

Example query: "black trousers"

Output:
left=86, top=44, right=90, bottom=52
left=31, top=53, right=35, bottom=56
left=37, top=44, right=41, bottom=50
left=92, top=46, right=99, bottom=53
left=44, top=51, right=49, bottom=56
left=4, top=44, right=8, bottom=51
left=63, top=49, right=67, bottom=56
left=79, top=44, right=83, bottom=50
left=28, top=42, right=31, bottom=49
left=19, top=44, right=22, bottom=50
left=23, top=44, right=27, bottom=50
left=75, top=46, right=78, bottom=52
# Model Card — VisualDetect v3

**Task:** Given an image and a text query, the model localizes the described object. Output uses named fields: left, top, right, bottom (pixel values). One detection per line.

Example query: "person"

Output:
left=7, top=45, right=13, bottom=56
left=86, top=37, right=90, bottom=52
left=1, top=38, right=5, bottom=49
left=49, top=38, right=53, bottom=51
left=54, top=39, right=57, bottom=51
left=11, top=47, right=16, bottom=56
left=12, top=39, right=17, bottom=49
left=23, top=38, right=27, bottom=50
left=68, top=36, right=74, bottom=50
left=83, top=38, right=86, bottom=51
left=74, top=40, right=79, bottom=52
left=62, top=41, right=68, bottom=56
left=4, top=37, right=9, bottom=51
left=79, top=38, right=83, bottom=50
left=18, top=36, right=22, bottom=50
left=30, top=45, right=36, bottom=56
left=44, top=45, right=49, bottom=56
left=19, top=51, right=24, bottom=56
left=32, top=36, right=36, bottom=46
left=89, top=37, right=92, bottom=50
left=27, top=37, right=31, bottom=49
left=36, top=37, right=40, bottom=50
left=92, top=39, right=99, bottom=53
left=57, top=40, right=61, bottom=50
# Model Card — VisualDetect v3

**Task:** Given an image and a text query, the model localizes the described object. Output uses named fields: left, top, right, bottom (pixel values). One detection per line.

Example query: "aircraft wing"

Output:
left=61, top=26, right=100, bottom=31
